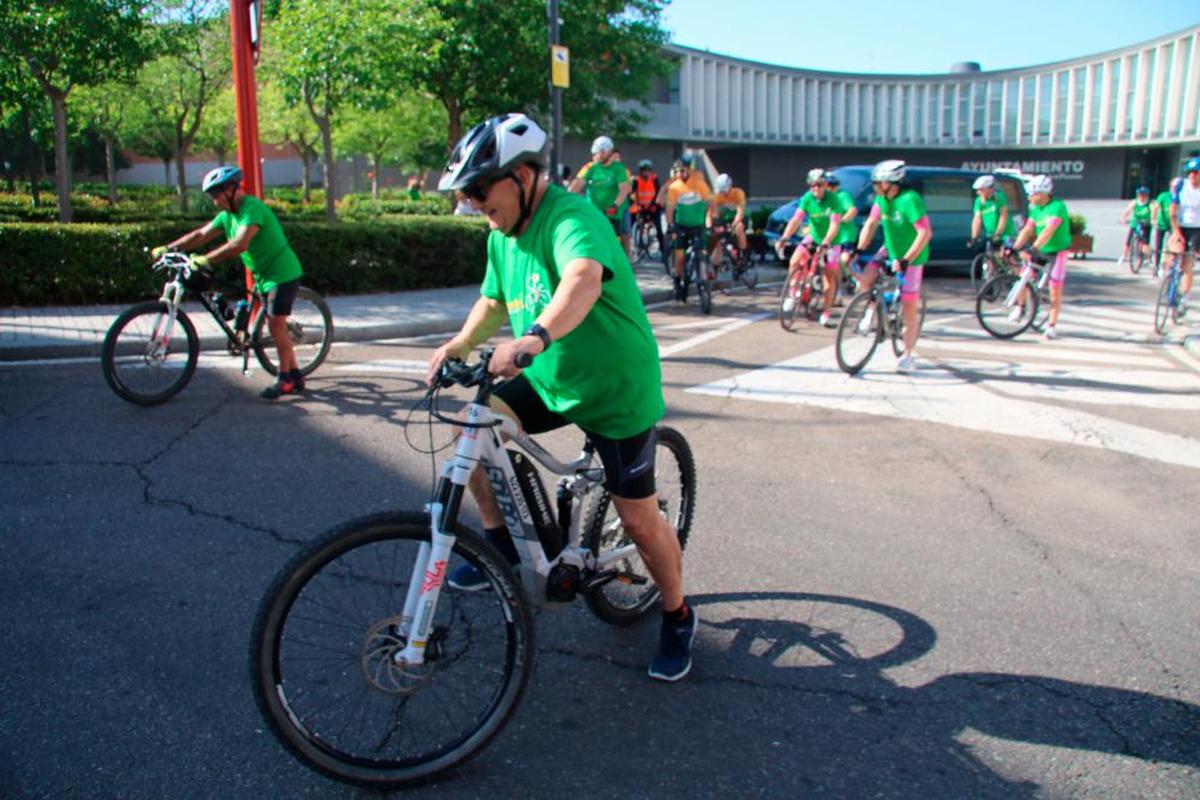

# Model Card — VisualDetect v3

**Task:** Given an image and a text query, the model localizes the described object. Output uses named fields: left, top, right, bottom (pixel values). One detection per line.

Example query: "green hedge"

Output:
left=0, top=216, right=490, bottom=307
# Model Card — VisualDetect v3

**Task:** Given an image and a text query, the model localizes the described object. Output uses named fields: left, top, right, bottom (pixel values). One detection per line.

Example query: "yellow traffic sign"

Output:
left=551, top=45, right=570, bottom=88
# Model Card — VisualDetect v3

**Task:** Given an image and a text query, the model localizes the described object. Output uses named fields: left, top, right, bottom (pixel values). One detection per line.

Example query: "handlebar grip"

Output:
left=514, top=351, right=535, bottom=369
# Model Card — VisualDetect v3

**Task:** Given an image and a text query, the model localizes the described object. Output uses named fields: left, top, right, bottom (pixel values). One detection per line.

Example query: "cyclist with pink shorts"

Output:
left=849, top=160, right=931, bottom=373
left=775, top=168, right=843, bottom=327
left=1011, top=174, right=1071, bottom=339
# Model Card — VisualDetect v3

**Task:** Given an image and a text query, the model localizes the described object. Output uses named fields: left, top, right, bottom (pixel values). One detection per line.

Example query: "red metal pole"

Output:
left=229, top=0, right=262, bottom=291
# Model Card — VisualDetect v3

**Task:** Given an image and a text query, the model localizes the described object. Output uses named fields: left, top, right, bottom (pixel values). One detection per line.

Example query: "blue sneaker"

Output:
left=447, top=529, right=519, bottom=591
left=648, top=606, right=698, bottom=682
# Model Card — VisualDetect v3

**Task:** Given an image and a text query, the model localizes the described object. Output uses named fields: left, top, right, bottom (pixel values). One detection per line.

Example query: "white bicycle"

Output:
left=250, top=349, right=696, bottom=788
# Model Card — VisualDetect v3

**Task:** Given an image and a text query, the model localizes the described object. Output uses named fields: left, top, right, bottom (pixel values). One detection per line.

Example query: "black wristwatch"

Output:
left=525, top=323, right=552, bottom=350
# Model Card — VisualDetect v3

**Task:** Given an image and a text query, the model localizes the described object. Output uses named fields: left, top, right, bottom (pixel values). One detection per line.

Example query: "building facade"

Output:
left=629, top=26, right=1200, bottom=200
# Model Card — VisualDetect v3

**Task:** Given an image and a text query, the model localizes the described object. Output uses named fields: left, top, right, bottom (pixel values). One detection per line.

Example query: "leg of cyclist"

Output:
left=781, top=240, right=813, bottom=311
left=818, top=246, right=841, bottom=327
left=260, top=280, right=304, bottom=399
left=1045, top=252, right=1069, bottom=338
left=733, top=218, right=747, bottom=253
left=899, top=264, right=923, bottom=357
left=1153, top=228, right=1166, bottom=276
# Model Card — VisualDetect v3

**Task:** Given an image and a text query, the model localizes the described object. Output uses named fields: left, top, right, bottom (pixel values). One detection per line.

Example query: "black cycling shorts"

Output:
left=673, top=225, right=706, bottom=253
left=1129, top=223, right=1151, bottom=243
left=264, top=279, right=300, bottom=317
left=1180, top=227, right=1200, bottom=254
left=494, top=374, right=658, bottom=500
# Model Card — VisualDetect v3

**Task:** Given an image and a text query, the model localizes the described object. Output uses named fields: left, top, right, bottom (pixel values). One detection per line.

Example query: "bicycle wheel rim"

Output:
left=969, top=253, right=986, bottom=291
left=254, top=288, right=333, bottom=376
left=779, top=275, right=801, bottom=330
left=102, top=302, right=198, bottom=405
left=1154, top=278, right=1171, bottom=334
left=976, top=274, right=1036, bottom=339
left=835, top=293, right=880, bottom=375
left=251, top=517, right=531, bottom=788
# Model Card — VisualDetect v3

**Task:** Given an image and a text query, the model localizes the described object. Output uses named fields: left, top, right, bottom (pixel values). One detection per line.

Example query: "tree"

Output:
left=194, top=84, right=237, bottom=165
left=73, top=81, right=139, bottom=203
left=267, top=0, right=402, bottom=220
left=336, top=95, right=443, bottom=198
left=0, top=0, right=151, bottom=221
left=257, top=66, right=322, bottom=201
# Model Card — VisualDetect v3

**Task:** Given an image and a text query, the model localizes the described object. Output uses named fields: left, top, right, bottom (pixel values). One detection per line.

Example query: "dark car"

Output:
left=764, top=166, right=1028, bottom=269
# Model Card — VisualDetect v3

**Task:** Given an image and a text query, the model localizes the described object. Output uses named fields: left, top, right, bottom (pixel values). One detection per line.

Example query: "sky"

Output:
left=661, top=0, right=1200, bottom=75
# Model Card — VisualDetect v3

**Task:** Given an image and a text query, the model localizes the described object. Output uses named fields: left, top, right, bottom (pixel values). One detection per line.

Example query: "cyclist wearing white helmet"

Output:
left=570, top=134, right=633, bottom=252
left=1010, top=174, right=1071, bottom=339
left=710, top=173, right=748, bottom=272
left=775, top=167, right=844, bottom=326
left=664, top=154, right=714, bottom=302
left=430, top=114, right=695, bottom=681
left=851, top=159, right=931, bottom=371
left=969, top=174, right=1014, bottom=248
left=151, top=164, right=308, bottom=399
left=1167, top=157, right=1200, bottom=314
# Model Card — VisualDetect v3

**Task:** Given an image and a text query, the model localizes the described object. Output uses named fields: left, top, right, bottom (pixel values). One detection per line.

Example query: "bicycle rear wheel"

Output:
left=739, top=253, right=759, bottom=289
left=101, top=301, right=199, bottom=406
left=253, top=287, right=334, bottom=376
left=1131, top=244, right=1145, bottom=275
left=633, top=223, right=650, bottom=263
left=1154, top=272, right=1177, bottom=334
left=694, top=253, right=713, bottom=314
left=778, top=272, right=802, bottom=330
left=969, top=252, right=988, bottom=293
left=890, top=291, right=927, bottom=357
left=250, top=511, right=533, bottom=789
left=976, top=273, right=1037, bottom=339
left=835, top=292, right=881, bottom=375
left=583, top=426, right=696, bottom=626
left=803, top=272, right=825, bottom=320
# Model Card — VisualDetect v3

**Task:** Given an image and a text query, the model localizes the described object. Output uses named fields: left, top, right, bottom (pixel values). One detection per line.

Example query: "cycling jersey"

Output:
left=1172, top=179, right=1200, bottom=227
left=666, top=174, right=712, bottom=229
left=1027, top=197, right=1072, bottom=254
left=795, top=191, right=840, bottom=242
left=973, top=190, right=1015, bottom=237
left=577, top=159, right=631, bottom=218
left=211, top=195, right=303, bottom=293
left=480, top=184, right=663, bottom=439
left=1128, top=200, right=1152, bottom=228
left=633, top=174, right=660, bottom=211
left=832, top=189, right=858, bottom=246
left=1154, top=191, right=1173, bottom=231
left=713, top=187, right=746, bottom=224
left=870, top=189, right=931, bottom=266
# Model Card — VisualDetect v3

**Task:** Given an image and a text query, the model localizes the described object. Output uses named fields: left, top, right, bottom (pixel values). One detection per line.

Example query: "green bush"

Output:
left=748, top=204, right=775, bottom=233
left=0, top=217, right=490, bottom=307
left=1068, top=214, right=1088, bottom=236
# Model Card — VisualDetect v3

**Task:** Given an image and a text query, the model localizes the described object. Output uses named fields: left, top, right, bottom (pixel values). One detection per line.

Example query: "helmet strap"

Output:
left=506, top=165, right=542, bottom=236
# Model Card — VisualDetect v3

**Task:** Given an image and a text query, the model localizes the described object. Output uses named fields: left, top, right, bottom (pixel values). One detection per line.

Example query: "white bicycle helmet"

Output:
left=438, top=113, right=547, bottom=193
left=1027, top=174, right=1054, bottom=195
left=806, top=167, right=827, bottom=186
left=972, top=175, right=995, bottom=190
left=715, top=173, right=733, bottom=193
left=871, top=159, right=906, bottom=183
left=591, top=135, right=615, bottom=155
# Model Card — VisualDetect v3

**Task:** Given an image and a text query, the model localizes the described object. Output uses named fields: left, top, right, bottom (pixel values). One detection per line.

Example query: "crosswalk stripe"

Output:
left=922, top=339, right=1173, bottom=368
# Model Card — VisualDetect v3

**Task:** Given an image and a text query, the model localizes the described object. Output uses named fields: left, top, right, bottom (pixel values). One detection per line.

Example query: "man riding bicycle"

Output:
left=1120, top=185, right=1154, bottom=267
left=1152, top=180, right=1178, bottom=276
left=152, top=165, right=307, bottom=400
left=775, top=168, right=843, bottom=327
left=429, top=114, right=696, bottom=681
left=710, top=173, right=748, bottom=275
left=570, top=135, right=633, bottom=253
left=827, top=170, right=859, bottom=302
left=1167, top=156, right=1200, bottom=316
left=850, top=160, right=931, bottom=372
left=631, top=158, right=665, bottom=257
left=1010, top=174, right=1072, bottom=340
left=664, top=154, right=714, bottom=303
left=969, top=174, right=1014, bottom=251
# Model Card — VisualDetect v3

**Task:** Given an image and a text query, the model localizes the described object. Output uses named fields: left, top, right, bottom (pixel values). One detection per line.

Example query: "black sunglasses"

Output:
left=464, top=172, right=513, bottom=203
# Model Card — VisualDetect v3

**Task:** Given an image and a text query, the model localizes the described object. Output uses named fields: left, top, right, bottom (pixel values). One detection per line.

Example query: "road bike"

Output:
left=250, top=349, right=696, bottom=788
left=678, top=228, right=715, bottom=314
left=711, top=224, right=758, bottom=293
left=777, top=245, right=826, bottom=331
left=974, top=251, right=1051, bottom=340
left=833, top=256, right=927, bottom=375
left=632, top=208, right=664, bottom=266
left=969, top=237, right=1018, bottom=293
left=101, top=250, right=333, bottom=406
left=1154, top=251, right=1187, bottom=335
left=1118, top=225, right=1151, bottom=275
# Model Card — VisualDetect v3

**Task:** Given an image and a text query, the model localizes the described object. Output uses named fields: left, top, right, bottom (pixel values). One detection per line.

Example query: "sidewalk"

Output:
left=0, top=261, right=700, bottom=361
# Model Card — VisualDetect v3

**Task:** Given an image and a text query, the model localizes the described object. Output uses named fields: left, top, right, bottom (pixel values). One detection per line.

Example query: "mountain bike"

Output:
left=101, top=250, right=333, bottom=406
left=250, top=348, right=696, bottom=788
left=974, top=251, right=1051, bottom=339
left=711, top=224, right=758, bottom=293
left=969, top=237, right=1017, bottom=292
left=777, top=245, right=826, bottom=331
left=632, top=208, right=663, bottom=266
left=678, top=228, right=714, bottom=314
left=1154, top=252, right=1186, bottom=335
left=834, top=255, right=927, bottom=375
left=1120, top=225, right=1150, bottom=274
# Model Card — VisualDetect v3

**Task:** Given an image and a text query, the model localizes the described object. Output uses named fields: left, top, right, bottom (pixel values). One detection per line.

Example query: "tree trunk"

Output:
left=162, top=159, right=171, bottom=188
left=175, top=123, right=189, bottom=213
left=21, top=106, right=41, bottom=207
left=50, top=91, right=72, bottom=222
left=0, top=129, right=14, bottom=193
left=214, top=144, right=227, bottom=164
left=317, top=117, right=335, bottom=221
left=372, top=153, right=381, bottom=199
left=446, top=96, right=461, bottom=150
left=300, top=146, right=312, bottom=202
left=104, top=135, right=118, bottom=204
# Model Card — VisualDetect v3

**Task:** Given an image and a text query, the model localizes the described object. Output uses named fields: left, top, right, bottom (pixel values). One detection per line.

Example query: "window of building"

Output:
left=927, top=85, right=939, bottom=143
left=1071, top=68, right=1086, bottom=141
left=1037, top=73, right=1052, bottom=139
left=988, top=81, right=1002, bottom=142
left=956, top=83, right=970, bottom=141
left=1020, top=76, right=1036, bottom=141
left=1177, top=38, right=1194, bottom=136
left=1054, top=71, right=1069, bottom=140
left=1090, top=62, right=1104, bottom=140
left=942, top=84, right=954, bottom=140
left=668, top=66, right=681, bottom=105
left=971, top=82, right=985, bottom=139
left=914, top=84, right=926, bottom=144
left=920, top=177, right=974, bottom=213
left=1124, top=52, right=1140, bottom=137
left=1005, top=79, right=1019, bottom=142
left=1107, top=59, right=1121, bottom=140
left=1158, top=43, right=1174, bottom=136
left=1140, top=48, right=1157, bottom=137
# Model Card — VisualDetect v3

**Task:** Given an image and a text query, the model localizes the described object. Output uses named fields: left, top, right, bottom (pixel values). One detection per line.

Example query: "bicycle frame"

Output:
left=1004, top=257, right=1050, bottom=309
left=849, top=258, right=908, bottom=337
left=394, top=394, right=638, bottom=667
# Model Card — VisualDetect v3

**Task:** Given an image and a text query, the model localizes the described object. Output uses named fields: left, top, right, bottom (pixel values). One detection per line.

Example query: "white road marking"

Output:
left=334, top=359, right=428, bottom=374
left=658, top=313, right=773, bottom=358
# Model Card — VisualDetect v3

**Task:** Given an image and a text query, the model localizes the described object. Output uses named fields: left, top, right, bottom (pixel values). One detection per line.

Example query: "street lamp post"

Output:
left=548, top=0, right=563, bottom=182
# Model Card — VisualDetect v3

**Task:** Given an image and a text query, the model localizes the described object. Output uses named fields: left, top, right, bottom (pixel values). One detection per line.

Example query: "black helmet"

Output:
left=438, top=113, right=547, bottom=193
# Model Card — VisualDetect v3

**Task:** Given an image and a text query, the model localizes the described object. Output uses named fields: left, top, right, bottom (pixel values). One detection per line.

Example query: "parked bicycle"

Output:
left=711, top=223, right=758, bottom=293
left=101, top=249, right=333, bottom=405
left=250, top=348, right=696, bottom=788
left=974, top=250, right=1051, bottom=340
left=777, top=244, right=826, bottom=331
left=1154, top=251, right=1186, bottom=335
left=834, top=254, right=927, bottom=375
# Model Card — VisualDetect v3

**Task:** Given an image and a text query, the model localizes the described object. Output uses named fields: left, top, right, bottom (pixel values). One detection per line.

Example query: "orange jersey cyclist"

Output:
left=709, top=173, right=748, bottom=271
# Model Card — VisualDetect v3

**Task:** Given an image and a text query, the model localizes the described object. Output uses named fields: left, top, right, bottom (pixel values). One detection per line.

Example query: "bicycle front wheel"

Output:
left=969, top=252, right=988, bottom=293
left=1131, top=245, right=1145, bottom=275
left=695, top=256, right=713, bottom=314
left=835, top=292, right=881, bottom=375
left=890, top=291, right=927, bottom=357
left=778, top=272, right=802, bottom=330
left=739, top=253, right=759, bottom=289
left=253, top=287, right=334, bottom=377
left=583, top=426, right=696, bottom=626
left=1154, top=273, right=1176, bottom=334
left=101, top=301, right=199, bottom=406
left=976, top=273, right=1037, bottom=339
left=250, top=511, right=534, bottom=789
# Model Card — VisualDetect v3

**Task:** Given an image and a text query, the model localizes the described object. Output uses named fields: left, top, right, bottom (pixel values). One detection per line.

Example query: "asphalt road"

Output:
left=2, top=259, right=1198, bottom=799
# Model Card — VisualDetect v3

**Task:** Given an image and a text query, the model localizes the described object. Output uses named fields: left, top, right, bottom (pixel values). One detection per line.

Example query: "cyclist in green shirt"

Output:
left=969, top=175, right=1014, bottom=247
left=153, top=165, right=307, bottom=399
left=1152, top=184, right=1175, bottom=276
left=827, top=170, right=859, bottom=308
left=775, top=168, right=843, bottom=326
left=1119, top=185, right=1153, bottom=268
left=1011, top=174, right=1072, bottom=340
left=570, top=135, right=633, bottom=254
left=430, top=114, right=695, bottom=682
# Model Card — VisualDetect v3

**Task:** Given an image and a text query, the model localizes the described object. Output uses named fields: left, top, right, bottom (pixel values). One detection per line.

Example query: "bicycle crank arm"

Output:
left=580, top=569, right=649, bottom=592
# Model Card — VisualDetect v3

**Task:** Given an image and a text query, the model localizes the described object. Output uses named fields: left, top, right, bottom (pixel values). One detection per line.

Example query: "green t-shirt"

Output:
left=1028, top=197, right=1072, bottom=254
left=1155, top=191, right=1173, bottom=230
left=1129, top=199, right=1152, bottom=227
left=480, top=184, right=663, bottom=439
left=579, top=160, right=630, bottom=218
left=872, top=189, right=931, bottom=266
left=212, top=196, right=302, bottom=292
left=797, top=191, right=839, bottom=242
left=833, top=189, right=858, bottom=245
left=973, top=190, right=1015, bottom=237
